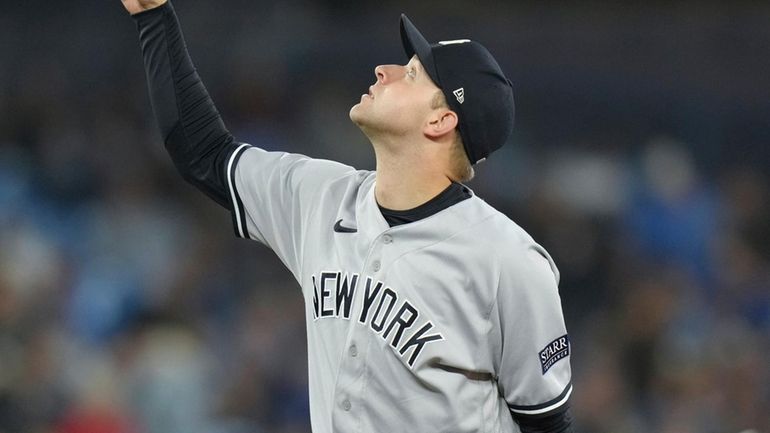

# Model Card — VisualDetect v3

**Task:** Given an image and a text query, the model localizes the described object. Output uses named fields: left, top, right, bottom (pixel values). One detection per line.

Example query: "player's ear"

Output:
left=424, top=109, right=458, bottom=139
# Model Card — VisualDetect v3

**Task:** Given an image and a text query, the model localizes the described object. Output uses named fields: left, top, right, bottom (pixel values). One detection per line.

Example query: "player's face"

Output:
left=350, top=56, right=443, bottom=139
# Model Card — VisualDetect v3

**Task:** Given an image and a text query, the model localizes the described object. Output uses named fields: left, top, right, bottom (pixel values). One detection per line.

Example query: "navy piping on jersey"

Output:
left=228, top=143, right=251, bottom=239
left=508, top=381, right=573, bottom=417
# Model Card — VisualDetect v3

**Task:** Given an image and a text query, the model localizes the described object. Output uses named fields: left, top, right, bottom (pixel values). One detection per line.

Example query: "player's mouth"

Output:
left=367, top=86, right=374, bottom=99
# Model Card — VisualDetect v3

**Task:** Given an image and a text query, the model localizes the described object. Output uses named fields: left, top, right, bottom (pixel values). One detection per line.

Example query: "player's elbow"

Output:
left=173, top=160, right=199, bottom=184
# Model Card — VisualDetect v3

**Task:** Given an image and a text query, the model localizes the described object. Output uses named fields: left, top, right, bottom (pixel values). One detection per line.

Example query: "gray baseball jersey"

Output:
left=226, top=144, right=572, bottom=433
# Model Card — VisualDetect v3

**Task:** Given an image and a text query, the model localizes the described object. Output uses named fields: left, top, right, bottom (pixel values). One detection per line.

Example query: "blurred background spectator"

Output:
left=1, top=1, right=768, bottom=432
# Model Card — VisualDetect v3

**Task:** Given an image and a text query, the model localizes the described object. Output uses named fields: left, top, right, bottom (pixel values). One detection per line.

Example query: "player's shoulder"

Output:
left=460, top=195, right=537, bottom=249
left=460, top=195, right=560, bottom=285
left=240, top=147, right=351, bottom=173
left=238, top=146, right=370, bottom=185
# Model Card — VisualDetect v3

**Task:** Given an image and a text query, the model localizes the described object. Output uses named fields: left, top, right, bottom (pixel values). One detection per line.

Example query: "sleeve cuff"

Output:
left=508, top=382, right=573, bottom=418
left=227, top=143, right=252, bottom=239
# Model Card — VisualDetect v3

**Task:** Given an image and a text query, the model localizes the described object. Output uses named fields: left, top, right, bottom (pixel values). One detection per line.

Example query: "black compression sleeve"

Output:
left=515, top=407, right=574, bottom=433
left=133, top=1, right=239, bottom=209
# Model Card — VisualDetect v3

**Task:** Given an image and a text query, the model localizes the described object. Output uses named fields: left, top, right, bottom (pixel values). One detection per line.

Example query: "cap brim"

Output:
left=399, top=14, right=440, bottom=86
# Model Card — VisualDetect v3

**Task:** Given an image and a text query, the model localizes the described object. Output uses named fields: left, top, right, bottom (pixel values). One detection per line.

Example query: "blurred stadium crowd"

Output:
left=1, top=1, right=769, bottom=432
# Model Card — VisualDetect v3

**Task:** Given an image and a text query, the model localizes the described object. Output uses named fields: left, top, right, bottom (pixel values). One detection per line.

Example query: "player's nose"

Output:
left=374, top=64, right=402, bottom=84
left=374, top=65, right=387, bottom=83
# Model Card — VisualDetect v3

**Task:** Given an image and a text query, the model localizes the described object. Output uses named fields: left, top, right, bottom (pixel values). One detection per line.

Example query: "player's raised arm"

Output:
left=122, top=0, right=239, bottom=209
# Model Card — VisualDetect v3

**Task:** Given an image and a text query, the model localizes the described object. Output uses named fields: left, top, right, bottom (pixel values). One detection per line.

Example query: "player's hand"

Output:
left=121, top=0, right=168, bottom=15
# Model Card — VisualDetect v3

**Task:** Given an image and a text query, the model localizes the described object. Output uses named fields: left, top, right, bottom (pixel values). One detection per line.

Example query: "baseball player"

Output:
left=121, top=0, right=574, bottom=431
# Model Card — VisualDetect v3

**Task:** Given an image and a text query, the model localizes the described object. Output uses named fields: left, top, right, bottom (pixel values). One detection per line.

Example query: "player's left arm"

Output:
left=492, top=243, right=575, bottom=433
left=128, top=0, right=240, bottom=209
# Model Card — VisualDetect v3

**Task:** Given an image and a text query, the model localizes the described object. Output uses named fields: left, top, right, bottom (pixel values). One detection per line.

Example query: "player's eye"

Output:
left=406, top=67, right=416, bottom=79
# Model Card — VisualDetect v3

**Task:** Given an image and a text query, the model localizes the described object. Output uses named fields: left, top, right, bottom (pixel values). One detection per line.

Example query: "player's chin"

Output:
left=349, top=108, right=382, bottom=139
left=349, top=103, right=367, bottom=126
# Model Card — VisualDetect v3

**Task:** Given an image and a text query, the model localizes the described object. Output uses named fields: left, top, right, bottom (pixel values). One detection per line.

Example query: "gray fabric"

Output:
left=226, top=147, right=572, bottom=433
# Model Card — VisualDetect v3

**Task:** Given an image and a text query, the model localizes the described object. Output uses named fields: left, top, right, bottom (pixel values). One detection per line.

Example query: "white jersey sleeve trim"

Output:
left=227, top=143, right=252, bottom=239
left=508, top=382, right=573, bottom=416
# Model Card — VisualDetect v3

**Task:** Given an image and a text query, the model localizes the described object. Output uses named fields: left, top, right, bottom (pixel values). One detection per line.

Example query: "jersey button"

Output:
left=383, top=234, right=393, bottom=244
left=372, top=260, right=381, bottom=272
left=349, top=344, right=358, bottom=357
left=341, top=399, right=351, bottom=411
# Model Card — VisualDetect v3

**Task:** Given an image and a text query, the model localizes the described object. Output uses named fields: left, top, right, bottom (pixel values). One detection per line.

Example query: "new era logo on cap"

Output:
left=453, top=88, right=465, bottom=104
left=442, top=40, right=470, bottom=105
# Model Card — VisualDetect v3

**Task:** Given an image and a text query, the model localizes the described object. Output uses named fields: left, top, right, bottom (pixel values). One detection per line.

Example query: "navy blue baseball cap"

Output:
left=400, top=14, right=515, bottom=164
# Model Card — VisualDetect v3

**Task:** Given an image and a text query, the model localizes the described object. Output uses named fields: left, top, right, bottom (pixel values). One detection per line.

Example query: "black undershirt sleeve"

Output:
left=514, top=406, right=574, bottom=433
left=132, top=1, right=239, bottom=209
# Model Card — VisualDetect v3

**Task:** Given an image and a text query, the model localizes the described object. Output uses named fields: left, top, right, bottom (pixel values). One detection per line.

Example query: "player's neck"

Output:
left=374, top=155, right=452, bottom=211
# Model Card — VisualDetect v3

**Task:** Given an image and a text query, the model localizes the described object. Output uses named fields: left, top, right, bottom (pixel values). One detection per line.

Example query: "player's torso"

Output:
left=298, top=173, right=518, bottom=433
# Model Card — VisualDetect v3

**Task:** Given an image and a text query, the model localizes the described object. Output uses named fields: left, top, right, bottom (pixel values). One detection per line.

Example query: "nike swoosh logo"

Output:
left=334, top=219, right=357, bottom=233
